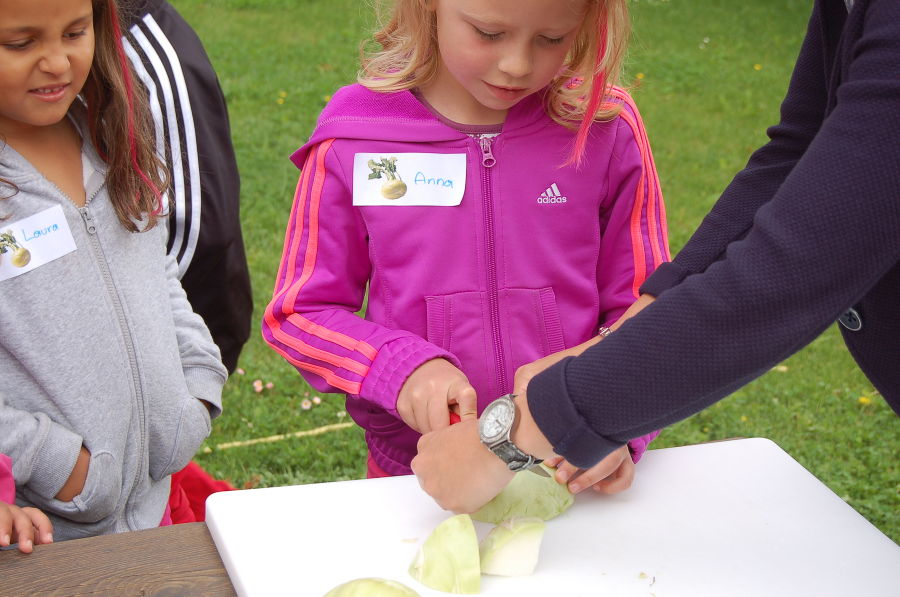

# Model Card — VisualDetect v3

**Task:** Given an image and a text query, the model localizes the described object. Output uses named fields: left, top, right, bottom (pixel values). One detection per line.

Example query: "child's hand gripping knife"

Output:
left=397, top=359, right=478, bottom=434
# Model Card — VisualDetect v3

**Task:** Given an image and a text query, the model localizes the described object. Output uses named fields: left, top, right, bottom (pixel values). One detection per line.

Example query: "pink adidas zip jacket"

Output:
left=263, top=84, right=669, bottom=475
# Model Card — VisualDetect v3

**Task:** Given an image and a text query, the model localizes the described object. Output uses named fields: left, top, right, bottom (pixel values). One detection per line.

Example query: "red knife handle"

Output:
left=449, top=412, right=461, bottom=425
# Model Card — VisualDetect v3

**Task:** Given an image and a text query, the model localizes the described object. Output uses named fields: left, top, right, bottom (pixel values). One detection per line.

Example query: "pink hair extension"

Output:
left=105, top=0, right=164, bottom=215
left=571, top=7, right=610, bottom=165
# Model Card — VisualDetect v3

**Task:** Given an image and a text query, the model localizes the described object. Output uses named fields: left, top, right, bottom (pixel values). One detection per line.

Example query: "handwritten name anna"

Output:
left=22, top=223, right=59, bottom=241
left=414, top=172, right=454, bottom=188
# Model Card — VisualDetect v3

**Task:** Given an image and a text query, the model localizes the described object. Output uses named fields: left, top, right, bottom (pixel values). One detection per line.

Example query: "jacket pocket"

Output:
left=53, top=450, right=122, bottom=523
left=148, top=397, right=211, bottom=480
left=70, top=450, right=122, bottom=522
left=499, top=287, right=567, bottom=363
left=425, top=287, right=566, bottom=402
left=17, top=451, right=121, bottom=526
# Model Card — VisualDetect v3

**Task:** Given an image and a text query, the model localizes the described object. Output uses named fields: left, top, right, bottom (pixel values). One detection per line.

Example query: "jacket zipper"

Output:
left=79, top=203, right=146, bottom=530
left=477, top=135, right=507, bottom=395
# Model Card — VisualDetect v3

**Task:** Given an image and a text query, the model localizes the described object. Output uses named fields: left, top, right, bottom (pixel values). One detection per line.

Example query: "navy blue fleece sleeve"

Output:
left=529, top=0, right=900, bottom=468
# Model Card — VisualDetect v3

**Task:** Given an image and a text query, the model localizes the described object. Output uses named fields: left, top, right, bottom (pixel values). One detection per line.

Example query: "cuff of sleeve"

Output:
left=360, top=335, right=462, bottom=416
left=184, top=366, right=226, bottom=419
left=526, top=357, right=624, bottom=469
left=28, top=420, right=84, bottom=500
left=638, top=261, right=690, bottom=297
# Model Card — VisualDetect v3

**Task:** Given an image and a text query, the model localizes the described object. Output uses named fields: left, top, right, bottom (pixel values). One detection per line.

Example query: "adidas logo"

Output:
left=537, top=183, right=567, bottom=204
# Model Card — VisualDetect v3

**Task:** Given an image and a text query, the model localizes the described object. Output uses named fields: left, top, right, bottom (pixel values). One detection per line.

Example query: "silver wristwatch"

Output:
left=478, top=394, right=542, bottom=472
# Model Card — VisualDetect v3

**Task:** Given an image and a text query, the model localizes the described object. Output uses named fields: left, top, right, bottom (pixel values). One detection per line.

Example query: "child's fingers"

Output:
left=591, top=462, right=635, bottom=495
left=395, top=397, right=416, bottom=431
left=552, top=459, right=582, bottom=487
left=412, top=406, right=429, bottom=435
left=10, top=508, right=36, bottom=553
left=450, top=384, right=478, bottom=421
left=24, top=507, right=53, bottom=545
left=0, top=505, right=12, bottom=547
left=426, top=397, right=451, bottom=433
left=543, top=455, right=564, bottom=468
left=563, top=449, right=630, bottom=494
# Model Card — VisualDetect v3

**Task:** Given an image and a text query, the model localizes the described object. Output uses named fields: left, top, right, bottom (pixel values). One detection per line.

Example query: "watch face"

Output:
left=480, top=399, right=514, bottom=442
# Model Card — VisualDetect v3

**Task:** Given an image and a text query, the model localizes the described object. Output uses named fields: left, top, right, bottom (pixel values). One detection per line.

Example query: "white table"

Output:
left=206, top=438, right=899, bottom=596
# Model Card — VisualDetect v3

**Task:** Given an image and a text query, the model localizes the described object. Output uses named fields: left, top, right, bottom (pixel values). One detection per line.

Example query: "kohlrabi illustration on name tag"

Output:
left=0, top=205, right=77, bottom=282
left=353, top=153, right=466, bottom=206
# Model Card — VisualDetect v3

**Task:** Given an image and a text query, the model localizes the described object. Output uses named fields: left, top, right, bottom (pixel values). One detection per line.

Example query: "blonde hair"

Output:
left=359, top=0, right=631, bottom=163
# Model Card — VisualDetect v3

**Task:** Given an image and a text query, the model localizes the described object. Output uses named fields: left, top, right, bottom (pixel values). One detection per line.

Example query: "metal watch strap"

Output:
left=487, top=394, right=543, bottom=472
left=491, top=440, right=540, bottom=472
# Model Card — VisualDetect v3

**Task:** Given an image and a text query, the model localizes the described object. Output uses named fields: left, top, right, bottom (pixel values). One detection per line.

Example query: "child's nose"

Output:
left=498, top=44, right=533, bottom=79
left=38, top=46, right=71, bottom=75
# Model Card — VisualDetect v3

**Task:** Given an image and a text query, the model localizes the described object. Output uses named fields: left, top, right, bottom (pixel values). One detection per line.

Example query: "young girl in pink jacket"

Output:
left=264, top=0, right=668, bottom=493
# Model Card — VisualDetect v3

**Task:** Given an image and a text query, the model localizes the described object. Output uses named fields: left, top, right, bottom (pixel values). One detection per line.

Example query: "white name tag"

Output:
left=353, top=153, right=466, bottom=206
left=0, top=205, right=77, bottom=282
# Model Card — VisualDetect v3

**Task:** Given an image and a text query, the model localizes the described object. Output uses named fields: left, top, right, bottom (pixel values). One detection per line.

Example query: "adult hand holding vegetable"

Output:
left=412, top=363, right=601, bottom=512
left=412, top=297, right=656, bottom=511
left=397, top=359, right=478, bottom=434
left=509, top=299, right=655, bottom=495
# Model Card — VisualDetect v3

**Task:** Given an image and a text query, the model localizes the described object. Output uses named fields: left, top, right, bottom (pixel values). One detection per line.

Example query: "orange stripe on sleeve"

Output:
left=611, top=89, right=670, bottom=296
left=274, top=158, right=314, bottom=299
left=266, top=340, right=363, bottom=395
left=268, top=320, right=371, bottom=377
left=263, top=139, right=379, bottom=386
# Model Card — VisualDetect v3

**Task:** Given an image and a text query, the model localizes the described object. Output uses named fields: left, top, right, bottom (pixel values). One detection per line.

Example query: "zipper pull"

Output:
left=478, top=136, right=497, bottom=168
left=80, top=207, right=97, bottom=235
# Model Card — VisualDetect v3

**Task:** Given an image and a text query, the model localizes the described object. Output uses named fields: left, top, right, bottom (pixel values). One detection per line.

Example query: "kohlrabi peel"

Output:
left=408, top=514, right=480, bottom=594
left=323, top=578, right=421, bottom=597
left=471, top=465, right=573, bottom=524
left=479, top=517, right=546, bottom=577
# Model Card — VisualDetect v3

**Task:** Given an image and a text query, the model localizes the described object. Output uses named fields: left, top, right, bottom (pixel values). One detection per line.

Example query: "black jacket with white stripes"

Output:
left=122, top=0, right=251, bottom=372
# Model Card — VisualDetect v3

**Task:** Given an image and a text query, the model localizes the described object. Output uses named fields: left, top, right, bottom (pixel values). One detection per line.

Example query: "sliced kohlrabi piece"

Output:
left=471, top=464, right=572, bottom=524
left=479, top=517, right=546, bottom=577
left=323, top=577, right=421, bottom=597
left=408, top=514, right=480, bottom=594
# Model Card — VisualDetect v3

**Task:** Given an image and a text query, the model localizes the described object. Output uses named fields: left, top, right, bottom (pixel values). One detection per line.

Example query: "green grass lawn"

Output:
left=171, top=0, right=898, bottom=542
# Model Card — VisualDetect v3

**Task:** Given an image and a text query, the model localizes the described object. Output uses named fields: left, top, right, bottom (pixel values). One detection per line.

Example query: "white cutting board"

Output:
left=206, top=438, right=899, bottom=596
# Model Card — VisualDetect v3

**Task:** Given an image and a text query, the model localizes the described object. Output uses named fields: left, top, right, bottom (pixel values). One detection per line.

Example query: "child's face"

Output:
left=0, top=0, right=94, bottom=139
left=424, top=0, right=587, bottom=124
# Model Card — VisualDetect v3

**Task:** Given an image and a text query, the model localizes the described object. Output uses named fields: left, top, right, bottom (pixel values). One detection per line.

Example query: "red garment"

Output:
left=168, top=461, right=235, bottom=523
left=166, top=483, right=193, bottom=524
left=366, top=453, right=392, bottom=479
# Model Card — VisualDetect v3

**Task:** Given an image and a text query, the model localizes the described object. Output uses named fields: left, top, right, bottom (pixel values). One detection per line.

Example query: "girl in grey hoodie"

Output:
left=0, top=0, right=227, bottom=541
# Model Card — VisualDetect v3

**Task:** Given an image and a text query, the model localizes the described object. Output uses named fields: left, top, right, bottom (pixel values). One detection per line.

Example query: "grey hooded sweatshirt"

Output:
left=0, top=116, right=227, bottom=540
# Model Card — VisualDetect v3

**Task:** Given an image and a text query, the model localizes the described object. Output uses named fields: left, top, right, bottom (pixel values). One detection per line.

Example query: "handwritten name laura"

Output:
left=22, top=223, right=59, bottom=241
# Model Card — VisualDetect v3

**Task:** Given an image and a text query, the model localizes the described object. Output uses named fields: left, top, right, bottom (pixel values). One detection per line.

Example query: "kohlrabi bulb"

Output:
left=323, top=577, right=420, bottom=597
left=471, top=464, right=573, bottom=524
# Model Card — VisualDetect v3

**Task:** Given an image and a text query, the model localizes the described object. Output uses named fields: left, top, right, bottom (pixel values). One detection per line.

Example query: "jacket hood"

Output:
left=290, top=84, right=549, bottom=169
